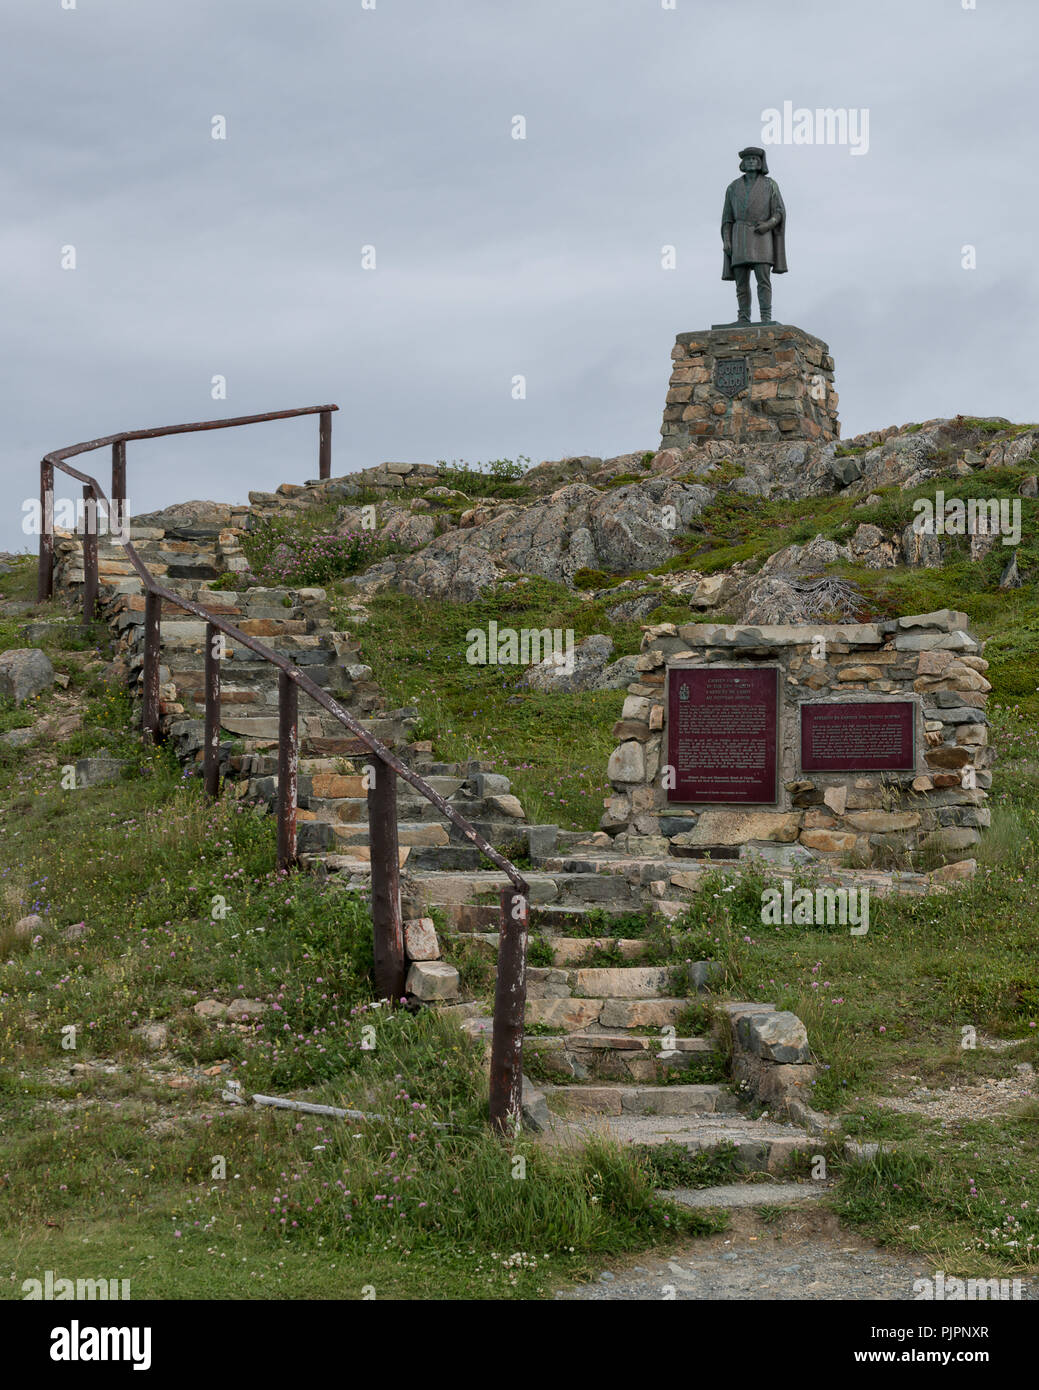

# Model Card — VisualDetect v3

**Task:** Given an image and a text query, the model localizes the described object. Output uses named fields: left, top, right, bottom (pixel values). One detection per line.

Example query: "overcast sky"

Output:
left=3, top=0, right=1036, bottom=553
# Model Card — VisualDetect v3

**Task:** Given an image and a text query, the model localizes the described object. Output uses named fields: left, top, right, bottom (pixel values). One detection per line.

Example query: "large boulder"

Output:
left=757, top=534, right=852, bottom=577
left=519, top=634, right=616, bottom=693
left=0, top=648, right=55, bottom=706
left=390, top=529, right=510, bottom=602
left=850, top=424, right=946, bottom=493
left=334, top=504, right=436, bottom=551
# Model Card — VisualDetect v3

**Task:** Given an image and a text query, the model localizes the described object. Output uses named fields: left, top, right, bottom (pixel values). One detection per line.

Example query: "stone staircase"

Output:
left=456, top=947, right=822, bottom=1170
left=51, top=512, right=565, bottom=886
left=50, top=496, right=826, bottom=1169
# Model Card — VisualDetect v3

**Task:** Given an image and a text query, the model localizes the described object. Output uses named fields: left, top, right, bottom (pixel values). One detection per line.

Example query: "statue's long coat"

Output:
left=721, top=174, right=787, bottom=279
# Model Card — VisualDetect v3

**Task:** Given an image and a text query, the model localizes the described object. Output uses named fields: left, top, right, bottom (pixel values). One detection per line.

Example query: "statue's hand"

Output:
left=754, top=221, right=772, bottom=234
left=722, top=237, right=732, bottom=254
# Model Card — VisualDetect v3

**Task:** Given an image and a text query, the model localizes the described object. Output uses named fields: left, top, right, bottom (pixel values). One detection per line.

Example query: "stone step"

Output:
left=526, top=1032, right=718, bottom=1083
left=558, top=1114, right=816, bottom=1175
left=402, top=871, right=561, bottom=912
left=528, top=903, right=654, bottom=933
left=334, top=822, right=451, bottom=849
left=555, top=872, right=643, bottom=907
left=455, top=932, right=651, bottom=964
left=405, top=845, right=488, bottom=872
left=299, top=788, right=486, bottom=817
left=529, top=965, right=676, bottom=1000
left=542, top=1082, right=738, bottom=1118
left=662, top=1182, right=827, bottom=1209
left=525, top=996, right=690, bottom=1031
left=307, top=846, right=408, bottom=871
left=218, top=714, right=407, bottom=741
left=545, top=852, right=933, bottom=903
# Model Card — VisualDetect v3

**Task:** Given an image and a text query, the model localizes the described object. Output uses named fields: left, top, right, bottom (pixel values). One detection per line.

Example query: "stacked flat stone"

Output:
left=247, top=462, right=444, bottom=518
left=661, top=324, right=839, bottom=448
left=603, top=609, right=990, bottom=873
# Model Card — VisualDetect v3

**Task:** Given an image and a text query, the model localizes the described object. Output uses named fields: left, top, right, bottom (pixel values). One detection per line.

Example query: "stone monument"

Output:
left=659, top=146, right=839, bottom=448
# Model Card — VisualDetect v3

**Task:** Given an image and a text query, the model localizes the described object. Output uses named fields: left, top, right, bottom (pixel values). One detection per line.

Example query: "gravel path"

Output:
left=555, top=1204, right=1036, bottom=1301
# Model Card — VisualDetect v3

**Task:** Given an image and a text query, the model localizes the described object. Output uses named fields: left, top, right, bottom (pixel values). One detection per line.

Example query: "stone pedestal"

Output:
left=660, top=324, right=839, bottom=448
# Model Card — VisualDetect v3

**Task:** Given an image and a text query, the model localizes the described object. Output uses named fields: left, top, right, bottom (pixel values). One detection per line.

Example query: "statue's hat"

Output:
left=738, top=145, right=768, bottom=172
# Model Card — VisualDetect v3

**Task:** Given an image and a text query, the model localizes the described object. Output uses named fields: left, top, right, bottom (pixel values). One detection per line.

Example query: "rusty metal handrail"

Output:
left=36, top=406, right=530, bottom=1133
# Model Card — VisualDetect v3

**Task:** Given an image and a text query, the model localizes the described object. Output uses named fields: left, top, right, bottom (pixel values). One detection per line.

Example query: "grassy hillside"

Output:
left=1, top=421, right=1036, bottom=1296
left=0, top=558, right=719, bottom=1299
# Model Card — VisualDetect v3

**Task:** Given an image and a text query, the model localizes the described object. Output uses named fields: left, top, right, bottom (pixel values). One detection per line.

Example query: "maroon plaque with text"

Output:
left=667, top=667, right=778, bottom=803
left=800, top=700, right=915, bottom=772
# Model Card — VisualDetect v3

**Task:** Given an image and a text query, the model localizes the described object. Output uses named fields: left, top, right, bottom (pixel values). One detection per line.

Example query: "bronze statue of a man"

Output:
left=721, top=146, right=787, bottom=324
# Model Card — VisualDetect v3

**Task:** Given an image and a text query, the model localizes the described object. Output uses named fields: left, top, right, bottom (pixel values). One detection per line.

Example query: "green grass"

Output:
left=434, top=457, right=530, bottom=500
left=0, top=572, right=728, bottom=1298
left=336, top=578, right=644, bottom=830
left=0, top=1009, right=717, bottom=1300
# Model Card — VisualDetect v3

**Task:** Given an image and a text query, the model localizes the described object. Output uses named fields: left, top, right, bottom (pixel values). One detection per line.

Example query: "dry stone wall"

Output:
left=603, top=610, right=991, bottom=873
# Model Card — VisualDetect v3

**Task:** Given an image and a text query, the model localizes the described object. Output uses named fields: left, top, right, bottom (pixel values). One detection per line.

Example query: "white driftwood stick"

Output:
left=251, top=1094, right=378, bottom=1121
left=250, top=1093, right=451, bottom=1130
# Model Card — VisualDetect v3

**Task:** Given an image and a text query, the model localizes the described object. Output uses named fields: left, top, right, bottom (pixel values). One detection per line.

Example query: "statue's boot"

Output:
left=736, top=284, right=752, bottom=324
left=758, top=281, right=773, bottom=324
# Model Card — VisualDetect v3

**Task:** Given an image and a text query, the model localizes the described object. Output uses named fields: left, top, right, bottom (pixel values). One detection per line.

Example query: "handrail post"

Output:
left=489, top=886, right=530, bottom=1134
left=81, top=485, right=99, bottom=622
left=204, top=622, right=222, bottom=798
left=367, top=758, right=405, bottom=1001
left=142, top=589, right=162, bottom=743
left=277, top=671, right=298, bottom=871
left=111, top=440, right=127, bottom=538
left=319, top=409, right=332, bottom=480
left=38, top=460, right=54, bottom=602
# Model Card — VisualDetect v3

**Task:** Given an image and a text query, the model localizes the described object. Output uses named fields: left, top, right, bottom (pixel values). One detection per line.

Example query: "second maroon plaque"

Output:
left=667, top=667, right=778, bottom=803
left=800, top=700, right=915, bottom=772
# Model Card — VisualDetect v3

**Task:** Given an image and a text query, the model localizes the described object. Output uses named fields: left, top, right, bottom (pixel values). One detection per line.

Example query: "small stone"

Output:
left=0, top=648, right=55, bottom=706
left=522, top=1075, right=551, bottom=1133
left=607, top=741, right=646, bottom=784
left=929, top=859, right=976, bottom=883
left=736, top=1009, right=811, bottom=1064
left=0, top=728, right=34, bottom=748
left=999, top=553, right=1022, bottom=590
left=226, top=998, right=267, bottom=1022
left=37, top=712, right=83, bottom=740
left=898, top=610, right=969, bottom=632
left=132, top=1022, right=168, bottom=1051
left=193, top=999, right=228, bottom=1020
left=822, top=785, right=847, bottom=816
left=406, top=961, right=460, bottom=1002
left=404, top=916, right=440, bottom=961
left=74, top=758, right=128, bottom=788
left=13, top=914, right=44, bottom=941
